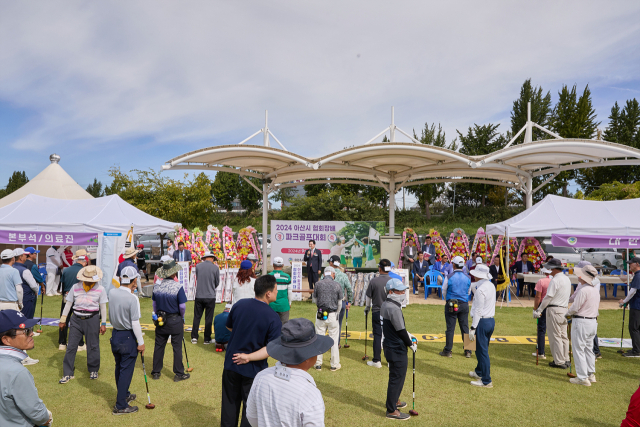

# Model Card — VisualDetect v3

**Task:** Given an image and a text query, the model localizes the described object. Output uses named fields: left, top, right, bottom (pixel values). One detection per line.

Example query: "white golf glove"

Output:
left=410, top=342, right=418, bottom=353
left=533, top=310, right=541, bottom=319
left=45, top=410, right=53, bottom=426
left=408, top=333, right=417, bottom=343
left=469, top=328, right=476, bottom=341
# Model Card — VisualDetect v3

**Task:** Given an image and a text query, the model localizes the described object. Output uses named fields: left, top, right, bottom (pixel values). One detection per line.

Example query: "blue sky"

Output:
left=1, top=1, right=639, bottom=206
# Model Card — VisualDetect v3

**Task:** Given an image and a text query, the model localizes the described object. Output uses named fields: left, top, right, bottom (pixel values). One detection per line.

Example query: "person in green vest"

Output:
left=357, top=237, right=377, bottom=268
left=268, top=257, right=293, bottom=324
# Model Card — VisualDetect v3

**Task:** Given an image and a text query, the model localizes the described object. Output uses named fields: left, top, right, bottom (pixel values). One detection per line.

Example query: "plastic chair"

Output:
left=411, top=271, right=417, bottom=295
left=613, top=281, right=629, bottom=298
left=425, top=270, right=444, bottom=300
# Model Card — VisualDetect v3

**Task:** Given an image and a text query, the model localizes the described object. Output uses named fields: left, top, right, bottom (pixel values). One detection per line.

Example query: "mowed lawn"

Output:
left=27, top=296, right=635, bottom=427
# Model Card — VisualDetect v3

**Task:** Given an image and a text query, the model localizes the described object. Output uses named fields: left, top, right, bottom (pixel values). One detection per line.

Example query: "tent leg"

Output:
left=262, top=183, right=269, bottom=276
left=389, top=176, right=396, bottom=236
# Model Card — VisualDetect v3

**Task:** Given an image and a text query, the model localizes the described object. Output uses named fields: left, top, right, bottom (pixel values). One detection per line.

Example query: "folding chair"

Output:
left=425, top=270, right=444, bottom=300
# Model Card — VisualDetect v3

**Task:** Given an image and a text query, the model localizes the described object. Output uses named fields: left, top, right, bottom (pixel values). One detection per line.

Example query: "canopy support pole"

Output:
left=262, top=183, right=269, bottom=275
left=389, top=175, right=396, bottom=236
left=525, top=176, right=533, bottom=209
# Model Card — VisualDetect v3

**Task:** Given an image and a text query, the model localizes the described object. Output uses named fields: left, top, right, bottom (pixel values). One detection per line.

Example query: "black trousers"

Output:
left=444, top=301, right=469, bottom=353
left=537, top=308, right=547, bottom=356
left=385, top=352, right=408, bottom=414
left=372, top=311, right=382, bottom=363
left=152, top=315, right=184, bottom=375
left=630, top=309, right=640, bottom=354
left=308, top=269, right=318, bottom=290
left=191, top=298, right=216, bottom=341
left=110, top=330, right=138, bottom=410
left=220, top=368, right=254, bottom=427
left=59, top=295, right=84, bottom=346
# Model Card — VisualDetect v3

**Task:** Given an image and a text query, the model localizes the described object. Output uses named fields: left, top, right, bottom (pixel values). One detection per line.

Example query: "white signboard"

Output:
left=291, top=261, right=303, bottom=301
left=178, top=261, right=191, bottom=300
left=271, top=220, right=384, bottom=267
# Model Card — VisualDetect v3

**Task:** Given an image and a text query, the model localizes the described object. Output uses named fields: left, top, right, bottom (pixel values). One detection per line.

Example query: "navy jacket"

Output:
left=510, top=260, right=534, bottom=276
left=303, top=248, right=322, bottom=273
left=173, top=249, right=192, bottom=262
left=412, top=260, right=429, bottom=279
left=421, top=244, right=436, bottom=265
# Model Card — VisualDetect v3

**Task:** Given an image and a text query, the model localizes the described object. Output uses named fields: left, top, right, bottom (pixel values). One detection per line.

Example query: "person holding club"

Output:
left=533, top=258, right=571, bottom=369
left=108, top=266, right=145, bottom=415
left=620, top=257, right=640, bottom=357
left=381, top=278, right=417, bottom=420
left=12, top=248, right=41, bottom=366
left=191, top=251, right=219, bottom=344
left=532, top=267, right=552, bottom=360
left=468, top=264, right=496, bottom=388
left=246, top=318, right=334, bottom=427
left=328, top=255, right=353, bottom=342
left=58, top=265, right=108, bottom=384
left=365, top=259, right=391, bottom=369
left=151, top=260, right=189, bottom=382
left=59, top=250, right=89, bottom=352
left=440, top=255, right=472, bottom=358
left=566, top=264, right=600, bottom=386
left=0, top=249, right=23, bottom=313
left=312, top=266, right=343, bottom=371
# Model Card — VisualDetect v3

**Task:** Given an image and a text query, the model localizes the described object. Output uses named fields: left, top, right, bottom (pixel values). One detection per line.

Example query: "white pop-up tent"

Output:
left=486, top=195, right=640, bottom=237
left=0, top=194, right=179, bottom=290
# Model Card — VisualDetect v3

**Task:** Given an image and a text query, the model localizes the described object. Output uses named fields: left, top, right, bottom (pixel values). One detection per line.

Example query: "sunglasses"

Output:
left=15, top=327, right=34, bottom=336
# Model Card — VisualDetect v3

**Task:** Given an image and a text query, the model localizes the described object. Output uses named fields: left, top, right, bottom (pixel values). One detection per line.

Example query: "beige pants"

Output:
left=0, top=302, right=20, bottom=311
left=315, top=312, right=340, bottom=367
left=547, top=306, right=569, bottom=365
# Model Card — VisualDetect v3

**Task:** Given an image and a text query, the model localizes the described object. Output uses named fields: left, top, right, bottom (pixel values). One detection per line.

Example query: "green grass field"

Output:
left=27, top=297, right=635, bottom=427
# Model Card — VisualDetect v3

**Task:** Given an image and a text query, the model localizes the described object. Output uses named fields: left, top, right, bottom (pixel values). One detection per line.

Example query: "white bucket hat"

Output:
left=470, top=264, right=492, bottom=281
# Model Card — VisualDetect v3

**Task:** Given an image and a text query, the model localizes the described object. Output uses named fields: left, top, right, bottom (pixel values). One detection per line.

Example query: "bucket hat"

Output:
left=266, top=318, right=334, bottom=365
left=76, top=265, right=104, bottom=283
left=156, top=260, right=182, bottom=278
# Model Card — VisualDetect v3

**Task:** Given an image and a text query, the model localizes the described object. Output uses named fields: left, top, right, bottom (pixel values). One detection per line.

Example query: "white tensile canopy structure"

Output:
left=162, top=107, right=640, bottom=274
left=486, top=195, right=640, bottom=237
left=0, top=154, right=93, bottom=208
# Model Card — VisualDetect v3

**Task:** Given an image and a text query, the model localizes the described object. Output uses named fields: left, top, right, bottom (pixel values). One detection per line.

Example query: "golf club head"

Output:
left=145, top=404, right=156, bottom=409
left=618, top=350, right=626, bottom=354
left=567, top=372, right=577, bottom=378
left=35, top=328, right=43, bottom=333
left=362, top=355, right=369, bottom=360
left=409, top=410, right=419, bottom=416
left=344, top=344, right=350, bottom=348
left=186, top=367, right=194, bottom=372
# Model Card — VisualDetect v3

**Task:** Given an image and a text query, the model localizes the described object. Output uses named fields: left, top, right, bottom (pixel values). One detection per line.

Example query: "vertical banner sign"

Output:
left=291, top=261, right=303, bottom=301
left=178, top=262, right=191, bottom=300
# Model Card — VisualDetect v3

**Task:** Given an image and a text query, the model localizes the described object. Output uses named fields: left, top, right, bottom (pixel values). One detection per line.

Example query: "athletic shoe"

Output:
left=469, top=371, right=481, bottom=380
left=532, top=352, right=546, bottom=359
left=152, top=373, right=161, bottom=380
left=465, top=350, right=472, bottom=358
left=396, top=401, right=407, bottom=409
left=623, top=352, right=640, bottom=358
left=367, top=361, right=382, bottom=368
left=126, top=394, right=137, bottom=403
left=191, top=339, right=198, bottom=344
left=439, top=351, right=452, bottom=358
left=77, top=344, right=87, bottom=352
left=549, top=361, right=567, bottom=368
left=330, top=364, right=341, bottom=372
left=59, top=375, right=74, bottom=384
left=32, top=331, right=40, bottom=337
left=588, top=374, right=597, bottom=383
left=569, top=377, right=591, bottom=386
left=314, top=365, right=322, bottom=371
left=21, top=356, right=39, bottom=366
left=595, top=353, right=602, bottom=359
left=470, top=380, right=493, bottom=388
left=386, top=411, right=411, bottom=420
left=203, top=340, right=213, bottom=345
left=113, top=405, right=139, bottom=415
left=90, top=372, right=99, bottom=380
left=58, top=344, right=67, bottom=351
left=174, top=373, right=190, bottom=382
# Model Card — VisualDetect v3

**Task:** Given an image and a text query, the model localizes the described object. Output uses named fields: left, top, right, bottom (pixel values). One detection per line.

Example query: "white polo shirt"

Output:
left=246, top=362, right=325, bottom=427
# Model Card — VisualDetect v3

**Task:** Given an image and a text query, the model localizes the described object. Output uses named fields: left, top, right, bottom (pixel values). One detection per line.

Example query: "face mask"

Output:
left=388, top=293, right=405, bottom=305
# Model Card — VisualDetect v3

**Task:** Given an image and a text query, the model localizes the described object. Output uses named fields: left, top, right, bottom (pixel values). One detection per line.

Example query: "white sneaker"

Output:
left=191, top=339, right=198, bottom=344
left=77, top=345, right=87, bottom=352
left=532, top=352, right=546, bottom=359
left=367, top=361, right=382, bottom=368
left=470, top=380, right=493, bottom=388
left=59, top=344, right=67, bottom=351
left=22, top=356, right=39, bottom=366
left=570, top=377, right=591, bottom=386
left=32, top=332, right=40, bottom=337
left=588, top=374, right=597, bottom=383
left=469, top=371, right=481, bottom=380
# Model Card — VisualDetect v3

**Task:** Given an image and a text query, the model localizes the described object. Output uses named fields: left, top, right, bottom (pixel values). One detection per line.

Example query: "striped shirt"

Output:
left=246, top=362, right=325, bottom=427
left=66, top=282, right=108, bottom=312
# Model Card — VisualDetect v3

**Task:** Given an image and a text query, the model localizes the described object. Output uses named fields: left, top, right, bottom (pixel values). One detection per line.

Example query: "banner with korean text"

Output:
left=0, top=230, right=98, bottom=246
left=271, top=220, right=385, bottom=267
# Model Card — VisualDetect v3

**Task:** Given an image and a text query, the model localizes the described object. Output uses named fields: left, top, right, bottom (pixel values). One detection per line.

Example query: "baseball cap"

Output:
left=13, top=248, right=25, bottom=257
left=576, top=260, right=592, bottom=268
left=273, top=257, right=284, bottom=266
left=247, top=253, right=258, bottom=261
left=1, top=249, right=14, bottom=260
left=324, top=266, right=336, bottom=275
left=386, top=278, right=407, bottom=292
left=0, top=310, right=39, bottom=334
left=160, top=255, right=172, bottom=262
left=475, top=256, right=483, bottom=264
left=452, top=256, right=465, bottom=267
left=24, top=247, right=40, bottom=254
left=120, top=266, right=140, bottom=284
left=629, top=257, right=640, bottom=265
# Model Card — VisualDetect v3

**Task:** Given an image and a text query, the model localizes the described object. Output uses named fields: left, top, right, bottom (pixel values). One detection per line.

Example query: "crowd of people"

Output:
left=1, top=237, right=640, bottom=425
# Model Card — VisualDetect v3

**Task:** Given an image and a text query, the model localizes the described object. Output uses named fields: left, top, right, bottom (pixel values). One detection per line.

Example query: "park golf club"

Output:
left=536, top=318, right=538, bottom=366
left=182, top=336, right=194, bottom=372
left=36, top=289, right=44, bottom=333
left=140, top=355, right=155, bottom=409
left=619, top=303, right=627, bottom=354
left=409, top=338, right=418, bottom=416
left=362, top=311, right=369, bottom=360
left=567, top=319, right=576, bottom=378
left=343, top=306, right=350, bottom=348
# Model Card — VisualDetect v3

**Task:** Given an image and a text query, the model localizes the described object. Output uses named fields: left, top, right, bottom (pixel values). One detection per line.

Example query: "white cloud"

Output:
left=1, top=0, right=639, bottom=159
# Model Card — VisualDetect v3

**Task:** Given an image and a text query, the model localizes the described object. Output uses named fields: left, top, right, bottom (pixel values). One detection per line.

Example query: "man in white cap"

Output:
left=533, top=258, right=571, bottom=369
left=532, top=266, right=553, bottom=360
left=191, top=251, right=219, bottom=345
left=0, top=249, right=23, bottom=312
left=468, top=264, right=496, bottom=388
left=246, top=318, right=334, bottom=427
left=12, top=249, right=39, bottom=321
left=312, top=266, right=342, bottom=371
left=268, top=257, right=293, bottom=324
left=441, top=255, right=472, bottom=358
left=381, top=277, right=417, bottom=420
left=567, top=264, right=600, bottom=386
left=45, top=245, right=62, bottom=296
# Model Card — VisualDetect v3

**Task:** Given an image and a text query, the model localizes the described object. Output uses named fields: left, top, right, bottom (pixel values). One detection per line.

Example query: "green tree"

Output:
left=105, top=167, right=212, bottom=229
left=303, top=179, right=330, bottom=197
left=0, top=171, right=29, bottom=198
left=85, top=178, right=104, bottom=197
left=510, top=79, right=553, bottom=143
left=279, top=189, right=386, bottom=221
left=211, top=170, right=241, bottom=212
left=237, top=175, right=262, bottom=213
left=585, top=181, right=640, bottom=201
